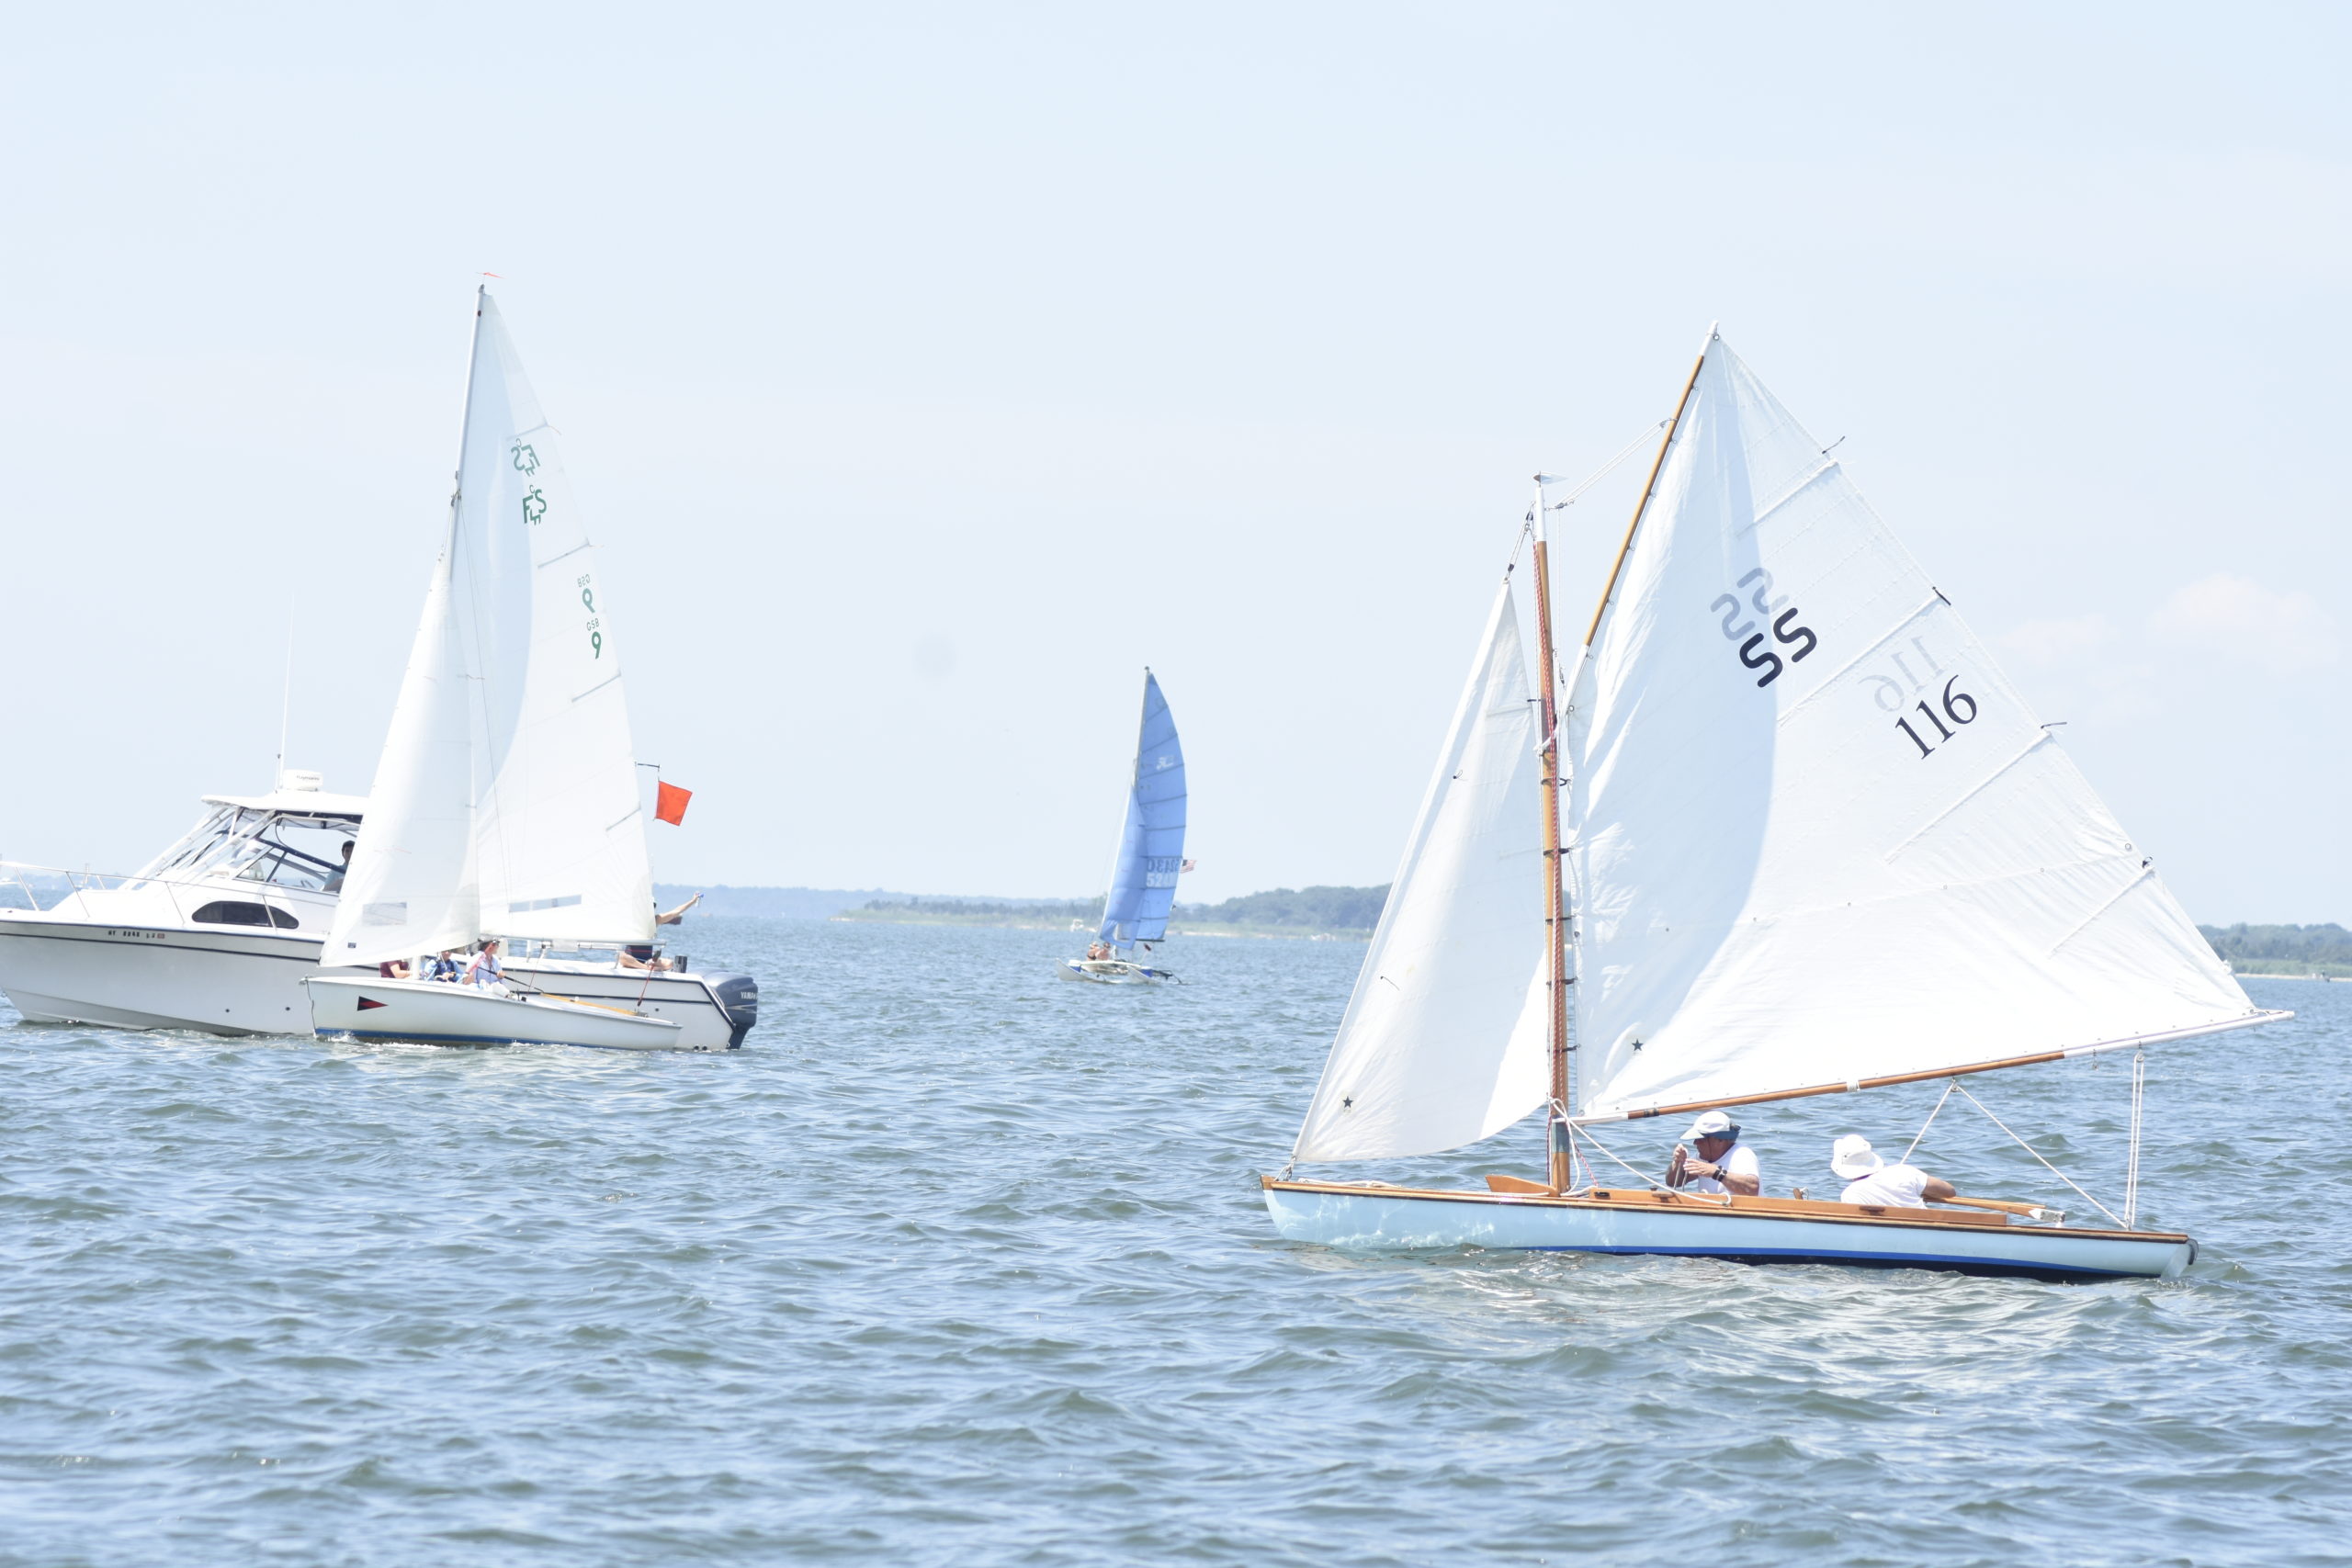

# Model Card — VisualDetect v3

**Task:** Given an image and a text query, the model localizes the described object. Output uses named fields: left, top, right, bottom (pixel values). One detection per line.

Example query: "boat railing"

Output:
left=0, top=859, right=307, bottom=931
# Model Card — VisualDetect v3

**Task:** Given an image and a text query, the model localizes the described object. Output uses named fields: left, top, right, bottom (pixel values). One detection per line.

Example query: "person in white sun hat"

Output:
left=1665, top=1110, right=1760, bottom=1196
left=1831, top=1135, right=1956, bottom=1209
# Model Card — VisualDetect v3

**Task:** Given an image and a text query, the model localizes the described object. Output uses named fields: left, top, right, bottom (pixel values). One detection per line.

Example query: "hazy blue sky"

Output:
left=3, top=3, right=2345, bottom=920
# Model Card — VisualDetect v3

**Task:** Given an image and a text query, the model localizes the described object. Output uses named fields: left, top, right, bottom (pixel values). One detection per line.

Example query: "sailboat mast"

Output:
left=1531, top=494, right=1572, bottom=1191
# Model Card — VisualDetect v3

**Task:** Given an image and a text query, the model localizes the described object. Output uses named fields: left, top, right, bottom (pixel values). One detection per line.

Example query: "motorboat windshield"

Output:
left=135, top=796, right=366, bottom=895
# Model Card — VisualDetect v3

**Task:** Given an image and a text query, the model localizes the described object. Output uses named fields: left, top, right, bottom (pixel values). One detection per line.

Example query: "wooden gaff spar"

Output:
left=1261, top=330, right=2289, bottom=1280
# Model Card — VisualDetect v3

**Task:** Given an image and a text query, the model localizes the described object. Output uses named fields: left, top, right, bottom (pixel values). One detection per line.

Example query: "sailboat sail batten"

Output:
left=1292, top=581, right=1548, bottom=1164
left=1565, top=340, right=2257, bottom=1120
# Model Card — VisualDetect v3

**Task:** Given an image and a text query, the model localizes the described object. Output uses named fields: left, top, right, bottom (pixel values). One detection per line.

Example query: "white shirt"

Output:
left=462, top=950, right=504, bottom=989
left=1841, top=1164, right=1931, bottom=1208
left=1685, top=1141, right=1760, bottom=1195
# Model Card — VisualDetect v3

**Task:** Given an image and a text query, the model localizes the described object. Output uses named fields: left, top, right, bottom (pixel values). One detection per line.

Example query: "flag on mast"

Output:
left=654, top=782, right=692, bottom=826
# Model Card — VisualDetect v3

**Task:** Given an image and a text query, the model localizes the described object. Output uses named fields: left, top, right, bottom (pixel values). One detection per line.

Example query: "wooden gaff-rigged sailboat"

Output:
left=1061, top=671, right=1187, bottom=985
left=1261, top=330, right=2288, bottom=1280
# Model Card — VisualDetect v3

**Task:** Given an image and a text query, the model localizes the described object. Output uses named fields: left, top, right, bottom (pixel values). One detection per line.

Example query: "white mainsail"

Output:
left=1292, top=581, right=1550, bottom=1162
left=460, top=298, right=653, bottom=944
left=327, top=292, right=653, bottom=968
left=1566, top=334, right=2262, bottom=1121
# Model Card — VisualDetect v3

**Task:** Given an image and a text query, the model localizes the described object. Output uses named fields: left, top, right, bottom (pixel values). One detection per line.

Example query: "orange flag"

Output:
left=654, top=781, right=693, bottom=826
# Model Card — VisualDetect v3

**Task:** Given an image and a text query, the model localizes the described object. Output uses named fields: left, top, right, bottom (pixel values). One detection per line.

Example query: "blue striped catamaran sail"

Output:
left=1059, top=671, right=1188, bottom=984
left=1099, top=671, right=1186, bottom=950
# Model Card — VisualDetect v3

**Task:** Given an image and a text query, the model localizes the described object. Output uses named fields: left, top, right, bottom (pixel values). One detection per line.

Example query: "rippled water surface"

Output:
left=2, top=919, right=2346, bottom=1565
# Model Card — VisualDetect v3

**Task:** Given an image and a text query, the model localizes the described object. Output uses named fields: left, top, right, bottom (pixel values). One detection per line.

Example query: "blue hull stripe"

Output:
left=1522, top=1242, right=2135, bottom=1280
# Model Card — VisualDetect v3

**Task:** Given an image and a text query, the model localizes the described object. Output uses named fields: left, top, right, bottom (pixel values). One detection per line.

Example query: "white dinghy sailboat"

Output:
left=1262, top=331, right=2287, bottom=1280
left=305, top=289, right=708, bottom=1051
left=1060, top=671, right=1187, bottom=985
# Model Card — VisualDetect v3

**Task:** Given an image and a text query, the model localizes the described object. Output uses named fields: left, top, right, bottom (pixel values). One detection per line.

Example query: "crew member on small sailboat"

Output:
left=1667, top=1111, right=1761, bottom=1196
left=1832, top=1136, right=1955, bottom=1209
left=462, top=940, right=506, bottom=991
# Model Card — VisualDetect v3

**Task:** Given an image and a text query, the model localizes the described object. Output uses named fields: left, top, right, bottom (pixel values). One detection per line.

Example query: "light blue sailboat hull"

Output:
left=1262, top=1178, right=2193, bottom=1281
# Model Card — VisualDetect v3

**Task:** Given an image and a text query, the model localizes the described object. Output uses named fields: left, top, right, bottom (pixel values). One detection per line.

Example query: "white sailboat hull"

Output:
left=1262, top=1178, right=2194, bottom=1281
left=1057, top=957, right=1174, bottom=985
left=305, top=976, right=684, bottom=1051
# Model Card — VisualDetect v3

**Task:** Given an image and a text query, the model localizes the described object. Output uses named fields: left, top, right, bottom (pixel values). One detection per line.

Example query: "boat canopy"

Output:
left=200, top=790, right=368, bottom=819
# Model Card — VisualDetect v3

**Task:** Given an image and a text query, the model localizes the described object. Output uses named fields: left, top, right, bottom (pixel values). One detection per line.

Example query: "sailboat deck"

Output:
left=1261, top=1174, right=2181, bottom=1247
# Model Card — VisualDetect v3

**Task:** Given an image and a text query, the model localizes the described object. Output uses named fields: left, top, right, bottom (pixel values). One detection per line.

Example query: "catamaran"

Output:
left=1262, top=330, right=2287, bottom=1280
left=1060, top=671, right=1186, bottom=984
left=304, top=288, right=747, bottom=1051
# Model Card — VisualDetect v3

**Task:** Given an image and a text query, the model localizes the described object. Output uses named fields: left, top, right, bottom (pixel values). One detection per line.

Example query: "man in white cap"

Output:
left=1666, top=1111, right=1760, bottom=1196
left=1830, top=1135, right=1956, bottom=1208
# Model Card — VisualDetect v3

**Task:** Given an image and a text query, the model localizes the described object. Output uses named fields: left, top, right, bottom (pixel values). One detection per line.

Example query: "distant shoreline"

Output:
left=830, top=909, right=1372, bottom=942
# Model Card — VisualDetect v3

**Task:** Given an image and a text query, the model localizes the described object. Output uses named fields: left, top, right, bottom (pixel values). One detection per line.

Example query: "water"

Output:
left=1, top=920, right=2345, bottom=1566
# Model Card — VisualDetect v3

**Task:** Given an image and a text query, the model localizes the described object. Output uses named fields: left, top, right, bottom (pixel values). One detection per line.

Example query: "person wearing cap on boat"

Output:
left=1667, top=1110, right=1760, bottom=1196
left=1831, top=1135, right=1956, bottom=1208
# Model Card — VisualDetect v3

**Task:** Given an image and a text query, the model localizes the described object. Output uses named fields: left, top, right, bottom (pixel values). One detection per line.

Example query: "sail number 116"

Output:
left=1866, top=637, right=1979, bottom=761
left=1895, top=677, right=1978, bottom=759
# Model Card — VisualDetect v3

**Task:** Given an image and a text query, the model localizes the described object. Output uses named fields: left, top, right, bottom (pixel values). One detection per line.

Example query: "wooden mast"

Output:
left=1530, top=495, right=1570, bottom=1190
left=1544, top=331, right=1713, bottom=1191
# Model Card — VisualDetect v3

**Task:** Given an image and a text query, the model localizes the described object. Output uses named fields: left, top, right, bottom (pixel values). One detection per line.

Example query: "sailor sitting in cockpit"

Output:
left=461, top=939, right=507, bottom=992
left=1666, top=1111, right=1762, bottom=1196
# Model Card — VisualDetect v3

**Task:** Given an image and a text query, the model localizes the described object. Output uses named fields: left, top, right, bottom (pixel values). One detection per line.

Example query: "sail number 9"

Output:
left=579, top=574, right=602, bottom=659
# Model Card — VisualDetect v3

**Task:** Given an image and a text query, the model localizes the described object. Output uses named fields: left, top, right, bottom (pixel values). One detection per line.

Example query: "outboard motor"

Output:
left=707, top=972, right=759, bottom=1049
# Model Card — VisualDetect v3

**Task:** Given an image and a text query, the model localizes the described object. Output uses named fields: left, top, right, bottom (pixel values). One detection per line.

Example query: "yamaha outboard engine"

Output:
left=707, top=972, right=759, bottom=1048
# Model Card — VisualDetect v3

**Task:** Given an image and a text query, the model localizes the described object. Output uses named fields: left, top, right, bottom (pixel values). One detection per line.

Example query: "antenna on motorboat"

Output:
left=273, top=611, right=295, bottom=795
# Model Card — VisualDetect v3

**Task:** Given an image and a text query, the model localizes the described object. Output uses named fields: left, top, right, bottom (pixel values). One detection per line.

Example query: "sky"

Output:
left=1, top=3, right=2345, bottom=921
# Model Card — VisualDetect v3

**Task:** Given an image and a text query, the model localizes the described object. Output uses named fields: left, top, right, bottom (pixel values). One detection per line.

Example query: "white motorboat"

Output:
left=308, top=288, right=738, bottom=1053
left=306, top=975, right=683, bottom=1051
left=1061, top=671, right=1186, bottom=985
left=1262, top=329, right=2288, bottom=1280
left=0, top=775, right=363, bottom=1034
left=0, top=778, right=755, bottom=1049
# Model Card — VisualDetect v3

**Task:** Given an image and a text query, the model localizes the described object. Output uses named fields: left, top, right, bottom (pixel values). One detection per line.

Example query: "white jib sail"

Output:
left=1292, top=581, right=1550, bottom=1163
left=458, top=296, right=655, bottom=946
left=1566, top=335, right=2261, bottom=1121
left=325, top=543, right=481, bottom=967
